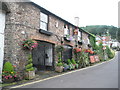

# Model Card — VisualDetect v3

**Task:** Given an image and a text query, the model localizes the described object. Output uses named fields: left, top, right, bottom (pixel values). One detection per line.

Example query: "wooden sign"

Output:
left=94, top=55, right=100, bottom=62
left=90, top=56, right=95, bottom=63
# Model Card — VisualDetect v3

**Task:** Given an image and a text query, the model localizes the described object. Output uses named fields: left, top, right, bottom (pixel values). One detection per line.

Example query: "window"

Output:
left=64, top=25, right=70, bottom=35
left=78, top=30, right=81, bottom=41
left=40, top=12, right=48, bottom=31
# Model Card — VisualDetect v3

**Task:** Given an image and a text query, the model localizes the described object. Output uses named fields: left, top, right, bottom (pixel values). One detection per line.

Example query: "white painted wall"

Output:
left=0, top=10, right=5, bottom=83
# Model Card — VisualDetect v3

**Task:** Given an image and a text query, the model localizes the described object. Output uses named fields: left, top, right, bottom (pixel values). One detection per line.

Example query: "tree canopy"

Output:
left=81, top=25, right=119, bottom=42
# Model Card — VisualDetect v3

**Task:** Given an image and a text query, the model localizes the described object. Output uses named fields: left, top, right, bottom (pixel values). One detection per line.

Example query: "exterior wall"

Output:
left=3, top=2, right=92, bottom=77
left=82, top=32, right=89, bottom=49
left=4, top=2, right=76, bottom=73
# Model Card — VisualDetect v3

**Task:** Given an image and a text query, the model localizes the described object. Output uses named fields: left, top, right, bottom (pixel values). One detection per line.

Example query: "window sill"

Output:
left=39, top=29, right=53, bottom=36
left=78, top=41, right=82, bottom=45
left=64, top=37, right=71, bottom=42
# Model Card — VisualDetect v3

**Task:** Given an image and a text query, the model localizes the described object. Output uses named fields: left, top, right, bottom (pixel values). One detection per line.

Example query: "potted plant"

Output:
left=2, top=61, right=17, bottom=83
left=67, top=59, right=75, bottom=70
left=22, top=39, right=38, bottom=50
left=71, top=59, right=79, bottom=69
left=63, top=63, right=69, bottom=72
left=25, top=55, right=35, bottom=80
left=55, top=62, right=63, bottom=73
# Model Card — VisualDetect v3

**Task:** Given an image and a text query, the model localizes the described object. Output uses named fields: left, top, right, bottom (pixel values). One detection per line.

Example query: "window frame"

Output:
left=78, top=30, right=82, bottom=41
left=64, top=24, right=70, bottom=35
left=40, top=12, right=48, bottom=31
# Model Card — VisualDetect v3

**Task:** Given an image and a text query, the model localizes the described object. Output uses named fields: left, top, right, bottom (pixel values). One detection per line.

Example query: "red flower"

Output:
left=74, top=48, right=81, bottom=53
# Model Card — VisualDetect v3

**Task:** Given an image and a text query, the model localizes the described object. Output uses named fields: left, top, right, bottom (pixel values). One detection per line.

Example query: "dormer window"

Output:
left=40, top=12, right=48, bottom=31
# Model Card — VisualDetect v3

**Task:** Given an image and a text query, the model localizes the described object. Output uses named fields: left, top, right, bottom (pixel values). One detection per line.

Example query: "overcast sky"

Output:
left=31, top=0, right=119, bottom=27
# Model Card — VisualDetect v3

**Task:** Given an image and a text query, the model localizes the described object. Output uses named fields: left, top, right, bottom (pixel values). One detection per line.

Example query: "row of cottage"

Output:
left=0, top=1, right=95, bottom=80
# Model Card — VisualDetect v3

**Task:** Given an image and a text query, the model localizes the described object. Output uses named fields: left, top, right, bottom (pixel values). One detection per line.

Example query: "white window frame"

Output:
left=40, top=12, right=48, bottom=31
left=87, top=38, right=90, bottom=44
left=64, top=25, right=70, bottom=35
left=78, top=30, right=81, bottom=41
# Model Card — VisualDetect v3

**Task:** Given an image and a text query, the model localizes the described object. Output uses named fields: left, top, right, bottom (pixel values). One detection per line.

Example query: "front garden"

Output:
left=55, top=36, right=115, bottom=73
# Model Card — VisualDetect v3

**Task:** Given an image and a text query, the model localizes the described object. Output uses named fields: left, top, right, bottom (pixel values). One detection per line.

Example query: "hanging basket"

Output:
left=22, top=39, right=38, bottom=50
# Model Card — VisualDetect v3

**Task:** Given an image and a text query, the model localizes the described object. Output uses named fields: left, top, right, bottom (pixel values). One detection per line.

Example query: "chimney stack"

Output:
left=74, top=17, right=79, bottom=27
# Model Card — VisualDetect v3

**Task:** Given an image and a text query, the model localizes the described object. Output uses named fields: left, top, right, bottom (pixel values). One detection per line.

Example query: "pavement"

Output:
left=4, top=51, right=118, bottom=88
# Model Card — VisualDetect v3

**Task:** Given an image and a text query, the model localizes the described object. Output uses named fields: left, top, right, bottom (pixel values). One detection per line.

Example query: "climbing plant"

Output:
left=89, top=36, right=97, bottom=50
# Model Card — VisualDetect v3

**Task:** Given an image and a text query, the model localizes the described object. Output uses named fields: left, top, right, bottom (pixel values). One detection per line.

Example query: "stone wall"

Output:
left=4, top=2, right=76, bottom=73
left=82, top=32, right=89, bottom=49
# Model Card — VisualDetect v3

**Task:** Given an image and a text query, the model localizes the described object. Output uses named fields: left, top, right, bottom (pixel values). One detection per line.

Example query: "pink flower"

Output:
left=14, top=75, right=17, bottom=77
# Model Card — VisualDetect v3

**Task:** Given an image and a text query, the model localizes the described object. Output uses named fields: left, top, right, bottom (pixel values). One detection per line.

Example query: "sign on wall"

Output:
left=90, top=56, right=95, bottom=63
left=94, top=55, right=100, bottom=62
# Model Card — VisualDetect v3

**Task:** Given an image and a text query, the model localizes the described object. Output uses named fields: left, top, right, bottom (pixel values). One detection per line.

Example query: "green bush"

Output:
left=25, top=63, right=33, bottom=69
left=97, top=43, right=104, bottom=61
left=77, top=51, right=90, bottom=68
left=56, top=62, right=63, bottom=66
left=68, top=64, right=75, bottom=70
left=25, top=54, right=34, bottom=72
left=89, top=36, right=96, bottom=50
left=75, top=63, right=79, bottom=69
left=106, top=46, right=115, bottom=59
left=56, top=45, right=64, bottom=53
left=67, top=59, right=72, bottom=64
left=26, top=67, right=34, bottom=72
left=71, top=59, right=76, bottom=64
left=3, top=61, right=14, bottom=72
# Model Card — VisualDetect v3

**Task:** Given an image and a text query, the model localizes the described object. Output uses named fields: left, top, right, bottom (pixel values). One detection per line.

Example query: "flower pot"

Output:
left=25, top=70, right=35, bottom=80
left=55, top=66, right=63, bottom=73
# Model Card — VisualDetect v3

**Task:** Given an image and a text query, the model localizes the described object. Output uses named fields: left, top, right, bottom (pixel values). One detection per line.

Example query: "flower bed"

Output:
left=2, top=61, right=18, bottom=83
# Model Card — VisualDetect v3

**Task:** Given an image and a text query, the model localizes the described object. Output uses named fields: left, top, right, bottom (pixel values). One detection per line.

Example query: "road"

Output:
left=10, top=52, right=119, bottom=88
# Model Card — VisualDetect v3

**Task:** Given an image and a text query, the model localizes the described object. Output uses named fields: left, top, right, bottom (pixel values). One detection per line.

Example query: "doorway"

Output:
left=32, top=41, right=54, bottom=70
left=63, top=45, right=73, bottom=62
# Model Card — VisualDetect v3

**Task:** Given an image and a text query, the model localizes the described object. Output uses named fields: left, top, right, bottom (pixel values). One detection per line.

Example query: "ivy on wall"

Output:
left=89, top=36, right=96, bottom=50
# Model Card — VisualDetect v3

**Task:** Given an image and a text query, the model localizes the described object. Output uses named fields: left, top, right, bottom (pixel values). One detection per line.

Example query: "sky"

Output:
left=31, top=0, right=119, bottom=27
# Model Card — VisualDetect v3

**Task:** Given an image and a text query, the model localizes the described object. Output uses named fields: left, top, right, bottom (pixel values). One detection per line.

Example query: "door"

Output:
left=0, top=10, right=5, bottom=82
left=63, top=45, right=72, bottom=62
left=45, top=43, right=53, bottom=66
left=32, top=41, right=53, bottom=70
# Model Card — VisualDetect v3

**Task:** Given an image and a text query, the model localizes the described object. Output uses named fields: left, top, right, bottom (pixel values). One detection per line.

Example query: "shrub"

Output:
left=67, top=59, right=75, bottom=70
left=25, top=55, right=34, bottom=72
left=3, top=61, right=14, bottom=72
left=2, top=61, right=17, bottom=82
left=67, top=59, right=72, bottom=64
left=63, top=63, right=69, bottom=71
left=71, top=59, right=76, bottom=64
left=68, top=64, right=75, bottom=70
left=78, top=51, right=90, bottom=68
left=56, top=62, right=63, bottom=66
left=97, top=43, right=104, bottom=61
left=55, top=45, right=64, bottom=53
left=106, top=46, right=115, bottom=59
